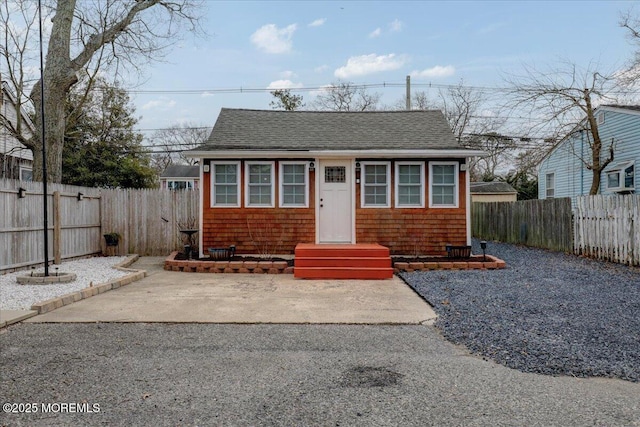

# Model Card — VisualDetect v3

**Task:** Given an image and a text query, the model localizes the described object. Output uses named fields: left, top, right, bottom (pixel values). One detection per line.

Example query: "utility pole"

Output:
left=406, top=75, right=411, bottom=110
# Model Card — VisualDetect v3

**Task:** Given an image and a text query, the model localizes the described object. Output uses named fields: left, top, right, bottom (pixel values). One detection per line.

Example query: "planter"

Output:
left=104, top=233, right=120, bottom=247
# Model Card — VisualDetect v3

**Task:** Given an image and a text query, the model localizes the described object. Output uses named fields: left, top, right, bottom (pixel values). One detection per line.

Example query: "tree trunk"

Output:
left=584, top=89, right=604, bottom=195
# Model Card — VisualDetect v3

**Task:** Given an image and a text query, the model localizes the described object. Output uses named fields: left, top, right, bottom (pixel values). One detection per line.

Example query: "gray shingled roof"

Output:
left=160, top=165, right=199, bottom=178
left=195, top=108, right=463, bottom=151
left=603, top=104, right=640, bottom=112
left=470, top=182, right=517, bottom=194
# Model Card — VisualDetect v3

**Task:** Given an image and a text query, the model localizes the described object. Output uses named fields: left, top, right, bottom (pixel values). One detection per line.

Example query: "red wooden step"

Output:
left=294, top=243, right=393, bottom=280
left=294, top=267, right=394, bottom=280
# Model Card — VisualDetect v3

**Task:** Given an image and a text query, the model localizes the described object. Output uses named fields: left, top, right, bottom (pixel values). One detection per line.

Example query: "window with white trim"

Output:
left=429, top=162, right=458, bottom=208
left=279, top=162, right=308, bottom=207
left=545, top=173, right=555, bottom=198
left=395, top=162, right=424, bottom=207
left=362, top=162, right=390, bottom=207
left=245, top=161, right=275, bottom=207
left=606, top=161, right=634, bottom=192
left=212, top=162, right=240, bottom=207
left=19, top=166, right=33, bottom=182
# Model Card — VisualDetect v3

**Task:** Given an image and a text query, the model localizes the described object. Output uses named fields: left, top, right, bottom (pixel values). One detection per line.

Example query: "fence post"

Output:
left=53, top=191, right=61, bottom=264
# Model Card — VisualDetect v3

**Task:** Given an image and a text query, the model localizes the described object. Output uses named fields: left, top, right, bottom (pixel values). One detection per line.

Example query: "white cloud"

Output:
left=389, top=19, right=403, bottom=32
left=309, top=18, right=326, bottom=27
left=250, top=23, right=297, bottom=54
left=410, top=65, right=456, bottom=79
left=267, top=79, right=304, bottom=90
left=369, top=28, right=382, bottom=38
left=314, top=64, right=329, bottom=73
left=200, top=92, right=215, bottom=98
left=142, top=98, right=177, bottom=110
left=334, top=54, right=406, bottom=78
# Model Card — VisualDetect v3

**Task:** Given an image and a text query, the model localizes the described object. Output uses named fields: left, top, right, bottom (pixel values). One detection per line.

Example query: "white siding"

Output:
left=1, top=88, right=34, bottom=161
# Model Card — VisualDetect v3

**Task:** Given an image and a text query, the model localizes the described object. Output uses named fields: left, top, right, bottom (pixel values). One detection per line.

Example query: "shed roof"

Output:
left=193, top=108, right=466, bottom=152
left=160, top=165, right=199, bottom=178
left=470, top=181, right=517, bottom=194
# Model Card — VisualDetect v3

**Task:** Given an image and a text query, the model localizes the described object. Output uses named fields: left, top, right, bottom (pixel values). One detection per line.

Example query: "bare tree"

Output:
left=503, top=61, right=621, bottom=195
left=620, top=9, right=640, bottom=87
left=462, top=132, right=516, bottom=181
left=1, top=0, right=203, bottom=183
left=150, top=122, right=209, bottom=171
left=389, top=90, right=432, bottom=111
left=311, top=81, right=381, bottom=111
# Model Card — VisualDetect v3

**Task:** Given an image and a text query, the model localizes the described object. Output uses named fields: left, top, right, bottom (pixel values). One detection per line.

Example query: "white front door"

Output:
left=318, top=159, right=353, bottom=243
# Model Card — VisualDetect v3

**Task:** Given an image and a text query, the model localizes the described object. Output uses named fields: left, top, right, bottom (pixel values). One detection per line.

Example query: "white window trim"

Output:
left=361, top=161, right=391, bottom=208
left=279, top=161, right=309, bottom=208
left=429, top=161, right=459, bottom=208
left=545, top=172, right=555, bottom=199
left=245, top=161, right=275, bottom=208
left=395, top=161, right=425, bottom=208
left=211, top=161, right=241, bottom=208
left=606, top=160, right=635, bottom=191
left=19, top=166, right=33, bottom=182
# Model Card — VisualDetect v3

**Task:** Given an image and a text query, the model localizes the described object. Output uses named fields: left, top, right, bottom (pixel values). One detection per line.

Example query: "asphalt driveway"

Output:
left=26, top=257, right=436, bottom=325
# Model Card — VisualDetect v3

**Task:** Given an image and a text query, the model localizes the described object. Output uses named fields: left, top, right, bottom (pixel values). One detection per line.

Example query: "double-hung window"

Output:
left=279, top=162, right=308, bottom=207
left=429, top=162, right=458, bottom=208
left=545, top=173, right=555, bottom=198
left=246, top=161, right=275, bottom=207
left=212, top=162, right=240, bottom=207
left=395, top=162, right=424, bottom=207
left=362, top=162, right=390, bottom=207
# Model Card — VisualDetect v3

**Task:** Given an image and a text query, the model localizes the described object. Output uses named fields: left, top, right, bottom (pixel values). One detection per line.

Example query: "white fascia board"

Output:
left=185, top=149, right=487, bottom=159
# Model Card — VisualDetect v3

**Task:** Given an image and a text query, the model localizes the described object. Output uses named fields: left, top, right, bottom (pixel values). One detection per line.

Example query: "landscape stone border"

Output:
left=165, top=251, right=293, bottom=274
left=30, top=255, right=146, bottom=314
left=17, top=272, right=77, bottom=284
left=165, top=251, right=506, bottom=275
left=393, top=255, right=506, bottom=272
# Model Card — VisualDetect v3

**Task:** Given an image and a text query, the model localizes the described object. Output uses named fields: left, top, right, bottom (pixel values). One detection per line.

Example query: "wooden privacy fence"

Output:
left=574, top=195, right=639, bottom=266
left=471, top=198, right=574, bottom=253
left=100, top=188, right=199, bottom=256
left=1, top=179, right=101, bottom=271
left=1, top=179, right=199, bottom=272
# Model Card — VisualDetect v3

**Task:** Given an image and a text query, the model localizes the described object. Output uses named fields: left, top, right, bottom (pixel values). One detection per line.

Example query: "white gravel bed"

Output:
left=0, top=257, right=130, bottom=310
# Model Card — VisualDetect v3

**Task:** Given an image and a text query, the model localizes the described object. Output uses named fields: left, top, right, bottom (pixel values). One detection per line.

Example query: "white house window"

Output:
left=362, top=162, right=390, bottom=207
left=606, top=161, right=635, bottom=192
left=280, top=162, right=308, bottom=207
left=246, top=161, right=274, bottom=207
left=546, top=173, right=555, bottom=198
left=212, top=162, right=240, bottom=207
left=396, top=162, right=424, bottom=208
left=19, top=166, right=33, bottom=182
left=167, top=180, right=193, bottom=190
left=429, top=162, right=458, bottom=208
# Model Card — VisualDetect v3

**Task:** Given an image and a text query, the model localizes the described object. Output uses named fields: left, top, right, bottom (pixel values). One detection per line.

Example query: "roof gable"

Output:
left=196, top=108, right=463, bottom=152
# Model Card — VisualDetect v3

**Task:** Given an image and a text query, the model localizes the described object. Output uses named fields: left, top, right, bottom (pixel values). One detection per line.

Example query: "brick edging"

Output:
left=393, top=255, right=506, bottom=272
left=30, top=254, right=146, bottom=314
left=164, top=251, right=293, bottom=274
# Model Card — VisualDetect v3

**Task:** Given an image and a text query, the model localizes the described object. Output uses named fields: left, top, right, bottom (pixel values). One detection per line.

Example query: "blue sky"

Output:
left=132, top=1, right=636, bottom=136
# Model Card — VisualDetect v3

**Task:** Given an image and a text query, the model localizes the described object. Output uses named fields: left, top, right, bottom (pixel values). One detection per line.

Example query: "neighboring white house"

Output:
left=159, top=164, right=199, bottom=190
left=537, top=105, right=640, bottom=206
left=1, top=81, right=34, bottom=181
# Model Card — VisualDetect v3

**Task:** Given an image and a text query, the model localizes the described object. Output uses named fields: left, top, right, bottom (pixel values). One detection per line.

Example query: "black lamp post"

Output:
left=480, top=241, right=487, bottom=261
left=38, top=0, right=49, bottom=276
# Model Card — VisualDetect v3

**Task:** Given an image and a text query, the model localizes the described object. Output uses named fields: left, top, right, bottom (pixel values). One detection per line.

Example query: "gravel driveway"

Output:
left=401, top=239, right=640, bottom=382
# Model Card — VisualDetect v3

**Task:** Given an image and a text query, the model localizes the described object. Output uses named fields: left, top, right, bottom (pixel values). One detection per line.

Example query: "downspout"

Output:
left=580, top=130, right=584, bottom=195
left=465, top=157, right=471, bottom=246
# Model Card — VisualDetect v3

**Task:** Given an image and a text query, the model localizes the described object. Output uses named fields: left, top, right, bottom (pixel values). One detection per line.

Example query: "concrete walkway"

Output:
left=25, top=257, right=436, bottom=324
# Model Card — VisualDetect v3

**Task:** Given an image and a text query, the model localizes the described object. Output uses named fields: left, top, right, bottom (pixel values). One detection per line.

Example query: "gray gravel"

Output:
left=401, top=239, right=640, bottom=382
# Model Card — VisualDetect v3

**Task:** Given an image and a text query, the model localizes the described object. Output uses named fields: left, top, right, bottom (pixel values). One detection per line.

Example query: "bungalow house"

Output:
left=538, top=105, right=639, bottom=206
left=1, top=81, right=34, bottom=181
left=187, top=108, right=484, bottom=278
left=159, top=164, right=199, bottom=190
